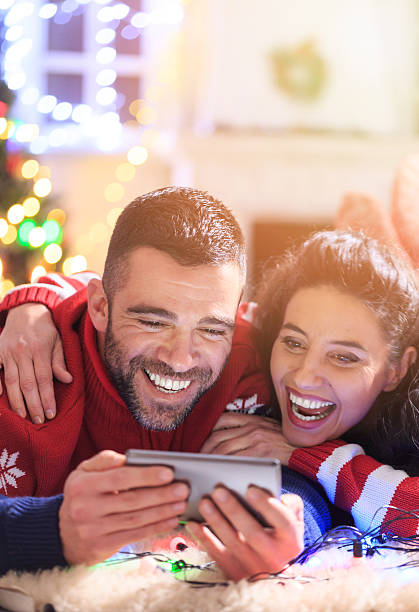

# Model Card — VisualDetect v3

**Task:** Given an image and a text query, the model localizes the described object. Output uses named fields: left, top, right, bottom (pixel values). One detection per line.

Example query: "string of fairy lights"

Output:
left=0, top=0, right=185, bottom=296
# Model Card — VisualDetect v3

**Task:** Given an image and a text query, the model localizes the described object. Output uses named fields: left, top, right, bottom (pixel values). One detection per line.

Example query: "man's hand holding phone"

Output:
left=58, top=450, right=190, bottom=566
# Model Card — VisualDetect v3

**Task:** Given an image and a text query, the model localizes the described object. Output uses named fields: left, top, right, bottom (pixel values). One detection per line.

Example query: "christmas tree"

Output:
left=0, top=77, right=67, bottom=295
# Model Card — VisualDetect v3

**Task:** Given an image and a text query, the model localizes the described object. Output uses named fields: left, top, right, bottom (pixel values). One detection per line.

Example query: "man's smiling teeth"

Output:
left=145, top=369, right=191, bottom=394
left=289, top=391, right=335, bottom=421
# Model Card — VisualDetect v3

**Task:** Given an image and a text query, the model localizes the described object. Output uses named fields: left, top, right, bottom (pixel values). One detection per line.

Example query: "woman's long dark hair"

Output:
left=255, top=230, right=419, bottom=475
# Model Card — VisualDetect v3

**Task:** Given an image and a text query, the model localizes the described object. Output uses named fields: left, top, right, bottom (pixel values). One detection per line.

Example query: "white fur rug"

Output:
left=1, top=541, right=419, bottom=612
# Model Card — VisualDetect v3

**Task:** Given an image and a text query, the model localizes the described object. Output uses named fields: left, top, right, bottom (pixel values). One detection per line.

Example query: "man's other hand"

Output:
left=59, top=450, right=190, bottom=566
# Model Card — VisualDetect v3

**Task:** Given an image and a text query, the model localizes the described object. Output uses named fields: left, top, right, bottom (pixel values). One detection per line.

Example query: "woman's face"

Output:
left=270, top=285, right=399, bottom=447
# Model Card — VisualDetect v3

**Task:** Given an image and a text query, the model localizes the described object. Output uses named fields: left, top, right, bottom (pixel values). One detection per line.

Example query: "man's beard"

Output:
left=104, top=325, right=226, bottom=431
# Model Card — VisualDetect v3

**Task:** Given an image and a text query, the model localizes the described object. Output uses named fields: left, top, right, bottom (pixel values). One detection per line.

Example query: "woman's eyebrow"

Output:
left=282, top=323, right=366, bottom=351
left=329, top=340, right=366, bottom=351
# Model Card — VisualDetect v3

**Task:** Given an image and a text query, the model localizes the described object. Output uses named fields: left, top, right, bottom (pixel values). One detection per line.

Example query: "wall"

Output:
left=41, top=132, right=419, bottom=275
left=179, top=0, right=418, bottom=135
left=175, top=132, right=419, bottom=252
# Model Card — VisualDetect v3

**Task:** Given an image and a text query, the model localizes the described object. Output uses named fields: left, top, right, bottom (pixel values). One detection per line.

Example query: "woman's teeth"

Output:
left=145, top=369, right=191, bottom=394
left=289, top=391, right=335, bottom=421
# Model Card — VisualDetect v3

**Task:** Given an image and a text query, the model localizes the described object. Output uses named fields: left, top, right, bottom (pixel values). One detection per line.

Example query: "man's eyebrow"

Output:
left=281, top=323, right=366, bottom=351
left=126, top=307, right=236, bottom=329
left=126, top=305, right=177, bottom=320
left=199, top=316, right=236, bottom=330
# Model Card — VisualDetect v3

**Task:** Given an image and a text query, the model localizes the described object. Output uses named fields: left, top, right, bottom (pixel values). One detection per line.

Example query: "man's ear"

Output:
left=383, top=346, right=417, bottom=392
left=86, top=278, right=108, bottom=333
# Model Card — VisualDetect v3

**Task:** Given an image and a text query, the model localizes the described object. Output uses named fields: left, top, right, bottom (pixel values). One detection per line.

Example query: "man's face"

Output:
left=101, top=247, right=243, bottom=431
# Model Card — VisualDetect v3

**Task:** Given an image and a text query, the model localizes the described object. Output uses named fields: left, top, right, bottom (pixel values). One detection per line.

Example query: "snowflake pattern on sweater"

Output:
left=0, top=449, right=25, bottom=494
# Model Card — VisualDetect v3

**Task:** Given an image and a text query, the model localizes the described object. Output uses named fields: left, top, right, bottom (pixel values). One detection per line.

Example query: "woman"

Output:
left=1, top=231, right=418, bottom=537
left=202, top=230, right=419, bottom=536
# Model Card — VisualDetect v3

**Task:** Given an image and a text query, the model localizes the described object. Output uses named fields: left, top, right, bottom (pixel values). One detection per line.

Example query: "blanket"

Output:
left=1, top=539, right=418, bottom=612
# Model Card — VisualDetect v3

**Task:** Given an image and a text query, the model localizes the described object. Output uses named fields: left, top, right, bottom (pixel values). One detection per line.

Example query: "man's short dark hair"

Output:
left=102, top=186, right=246, bottom=298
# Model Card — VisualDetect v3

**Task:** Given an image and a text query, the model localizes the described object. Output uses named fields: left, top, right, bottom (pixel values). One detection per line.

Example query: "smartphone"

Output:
left=125, top=449, right=281, bottom=525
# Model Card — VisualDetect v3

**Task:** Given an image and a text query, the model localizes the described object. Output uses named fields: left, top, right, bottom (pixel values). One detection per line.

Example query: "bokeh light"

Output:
left=71, top=255, right=88, bottom=272
left=28, top=226, right=46, bottom=247
left=63, top=255, right=87, bottom=275
left=17, top=219, right=36, bottom=246
left=96, top=68, right=117, bottom=87
left=129, top=99, right=143, bottom=116
left=115, top=162, right=135, bottom=182
left=1, top=224, right=17, bottom=245
left=44, top=243, right=62, bottom=264
left=104, top=182, right=124, bottom=202
left=127, top=145, right=148, bottom=165
left=42, top=219, right=62, bottom=244
left=7, top=204, right=25, bottom=224
left=0, top=118, right=7, bottom=137
left=15, top=123, right=39, bottom=142
left=131, top=11, right=150, bottom=28
left=33, top=177, right=52, bottom=197
left=0, top=219, right=8, bottom=238
left=37, top=95, right=57, bottom=114
left=96, top=28, right=115, bottom=44
left=121, top=25, right=138, bottom=40
left=52, top=102, right=72, bottom=121
left=21, top=159, right=40, bottom=179
left=5, top=25, right=23, bottom=42
left=96, top=46, right=116, bottom=64
left=39, top=3, right=58, bottom=19
left=4, top=1, right=34, bottom=26
left=136, top=105, right=157, bottom=125
left=30, top=265, right=47, bottom=282
left=72, top=104, right=92, bottom=124
left=47, top=208, right=66, bottom=225
left=0, top=1, right=15, bottom=11
left=96, top=87, right=117, bottom=106
left=1, top=279, right=15, bottom=299
left=23, top=196, right=41, bottom=217
left=5, top=68, right=24, bottom=90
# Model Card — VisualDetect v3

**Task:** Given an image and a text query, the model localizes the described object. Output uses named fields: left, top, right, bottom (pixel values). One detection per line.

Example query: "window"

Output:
left=4, top=0, right=183, bottom=152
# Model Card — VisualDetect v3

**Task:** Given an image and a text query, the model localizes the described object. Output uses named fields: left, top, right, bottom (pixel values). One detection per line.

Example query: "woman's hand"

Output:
left=201, top=412, right=298, bottom=465
left=187, top=486, right=304, bottom=581
left=0, top=303, right=72, bottom=423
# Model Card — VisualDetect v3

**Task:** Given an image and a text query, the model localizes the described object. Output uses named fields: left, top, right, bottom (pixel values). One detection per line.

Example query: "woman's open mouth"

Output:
left=144, top=369, right=192, bottom=394
left=288, top=390, right=336, bottom=422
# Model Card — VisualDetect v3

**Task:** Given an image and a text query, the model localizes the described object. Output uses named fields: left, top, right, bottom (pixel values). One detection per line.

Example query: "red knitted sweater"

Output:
left=0, top=288, right=270, bottom=497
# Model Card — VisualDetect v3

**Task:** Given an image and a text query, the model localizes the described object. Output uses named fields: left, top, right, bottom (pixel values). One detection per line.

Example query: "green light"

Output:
left=17, top=219, right=36, bottom=246
left=42, top=219, right=62, bottom=245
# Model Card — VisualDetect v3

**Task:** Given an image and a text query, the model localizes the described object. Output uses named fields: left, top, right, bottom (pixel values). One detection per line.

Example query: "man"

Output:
left=0, top=187, right=330, bottom=575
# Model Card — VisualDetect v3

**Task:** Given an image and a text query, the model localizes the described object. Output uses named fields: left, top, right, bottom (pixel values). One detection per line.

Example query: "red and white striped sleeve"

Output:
left=0, top=272, right=99, bottom=321
left=289, top=440, right=419, bottom=537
